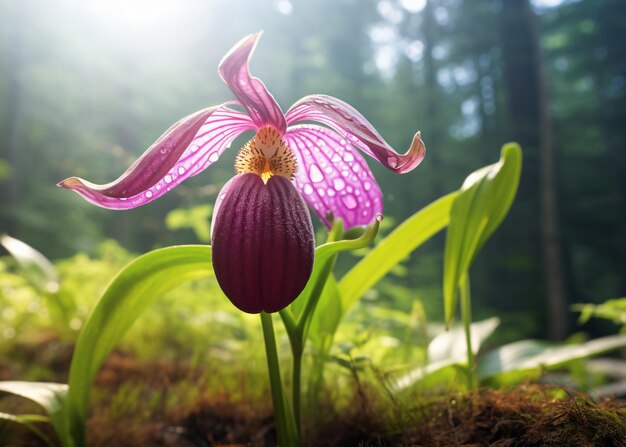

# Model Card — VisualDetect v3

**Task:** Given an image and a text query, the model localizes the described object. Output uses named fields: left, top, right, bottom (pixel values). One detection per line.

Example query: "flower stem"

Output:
left=260, top=312, right=300, bottom=447
left=292, top=344, right=303, bottom=435
left=460, top=276, right=477, bottom=389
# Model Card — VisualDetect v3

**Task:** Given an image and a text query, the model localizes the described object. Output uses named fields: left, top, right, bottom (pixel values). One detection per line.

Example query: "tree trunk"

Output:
left=500, top=0, right=567, bottom=340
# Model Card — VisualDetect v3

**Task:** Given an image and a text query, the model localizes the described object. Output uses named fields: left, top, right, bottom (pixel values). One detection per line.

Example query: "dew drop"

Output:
left=156, top=184, right=161, bottom=190
left=317, top=187, right=326, bottom=197
left=387, top=156, right=398, bottom=169
left=309, top=164, right=324, bottom=183
left=119, top=197, right=127, bottom=201
left=324, top=166, right=333, bottom=174
left=341, top=194, right=358, bottom=210
left=331, top=153, right=341, bottom=163
left=376, top=213, right=384, bottom=222
left=209, top=152, right=219, bottom=162
left=327, top=188, right=336, bottom=197
left=343, top=152, right=354, bottom=162
left=145, top=191, right=153, bottom=198
left=340, top=138, right=347, bottom=145
left=333, top=178, right=345, bottom=190
left=303, top=184, right=313, bottom=195
left=178, top=166, right=186, bottom=175
left=346, top=186, right=353, bottom=193
left=364, top=181, right=371, bottom=191
left=164, top=175, right=172, bottom=184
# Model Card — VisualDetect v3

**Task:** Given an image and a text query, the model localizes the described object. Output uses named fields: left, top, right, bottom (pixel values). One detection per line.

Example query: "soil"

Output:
left=1, top=339, right=626, bottom=446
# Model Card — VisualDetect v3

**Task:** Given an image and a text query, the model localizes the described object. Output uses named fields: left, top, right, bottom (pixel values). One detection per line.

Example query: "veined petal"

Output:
left=211, top=173, right=315, bottom=313
left=219, top=33, right=287, bottom=134
left=58, top=106, right=255, bottom=209
left=286, top=94, right=425, bottom=173
left=284, top=125, right=383, bottom=229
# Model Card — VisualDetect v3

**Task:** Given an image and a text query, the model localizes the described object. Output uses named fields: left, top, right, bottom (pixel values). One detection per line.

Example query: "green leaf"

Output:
left=65, top=245, right=213, bottom=447
left=165, top=205, right=213, bottom=243
left=393, top=318, right=499, bottom=391
left=0, top=381, right=67, bottom=446
left=339, top=192, right=457, bottom=313
left=443, top=144, right=522, bottom=326
left=289, top=218, right=380, bottom=325
left=0, top=412, right=55, bottom=447
left=0, top=234, right=59, bottom=293
left=477, top=334, right=626, bottom=379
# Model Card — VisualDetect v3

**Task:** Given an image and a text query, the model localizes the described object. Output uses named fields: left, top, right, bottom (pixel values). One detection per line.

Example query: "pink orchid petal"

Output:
left=284, top=125, right=383, bottom=229
left=219, top=33, right=287, bottom=134
left=58, top=106, right=255, bottom=209
left=286, top=94, right=426, bottom=173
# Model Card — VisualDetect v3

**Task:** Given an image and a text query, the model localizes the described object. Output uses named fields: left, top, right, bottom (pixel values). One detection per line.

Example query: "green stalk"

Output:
left=460, top=276, right=477, bottom=389
left=260, top=312, right=300, bottom=446
left=291, top=342, right=303, bottom=435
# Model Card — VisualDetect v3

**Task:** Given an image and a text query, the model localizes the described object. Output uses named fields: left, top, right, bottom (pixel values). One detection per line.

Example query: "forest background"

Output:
left=1, top=0, right=624, bottom=343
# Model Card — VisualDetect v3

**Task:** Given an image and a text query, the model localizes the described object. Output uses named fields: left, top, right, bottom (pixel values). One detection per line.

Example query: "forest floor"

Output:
left=1, top=337, right=626, bottom=447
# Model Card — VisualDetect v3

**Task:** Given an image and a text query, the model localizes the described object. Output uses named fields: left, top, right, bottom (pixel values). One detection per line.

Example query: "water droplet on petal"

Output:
left=346, top=186, right=353, bottom=193
left=309, top=164, right=324, bottom=183
left=209, top=152, right=219, bottom=163
left=343, top=152, right=354, bottom=162
left=178, top=166, right=185, bottom=175
left=324, top=166, right=332, bottom=174
left=119, top=197, right=127, bottom=201
left=327, top=188, right=336, bottom=197
left=331, top=153, right=341, bottom=163
left=333, top=178, right=345, bottom=190
left=341, top=194, right=358, bottom=210
left=156, top=184, right=161, bottom=190
left=376, top=213, right=384, bottom=222
left=317, top=187, right=326, bottom=197
left=387, top=156, right=398, bottom=169
left=364, top=181, right=371, bottom=191
left=164, top=175, right=172, bottom=184
left=145, top=191, right=153, bottom=198
left=303, top=184, right=313, bottom=195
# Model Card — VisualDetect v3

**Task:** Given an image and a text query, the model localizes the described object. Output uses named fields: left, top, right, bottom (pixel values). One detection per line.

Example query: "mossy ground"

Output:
left=1, top=340, right=626, bottom=446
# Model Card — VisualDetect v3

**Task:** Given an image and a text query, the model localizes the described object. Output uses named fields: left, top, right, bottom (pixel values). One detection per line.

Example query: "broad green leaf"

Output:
left=393, top=318, right=499, bottom=391
left=339, top=192, right=457, bottom=313
left=477, top=334, right=626, bottom=379
left=573, top=297, right=626, bottom=327
left=0, top=412, right=55, bottom=447
left=443, top=144, right=522, bottom=326
left=307, top=274, right=341, bottom=352
left=0, top=381, right=67, bottom=446
left=65, top=245, right=213, bottom=447
left=289, top=219, right=380, bottom=324
left=0, top=234, right=59, bottom=293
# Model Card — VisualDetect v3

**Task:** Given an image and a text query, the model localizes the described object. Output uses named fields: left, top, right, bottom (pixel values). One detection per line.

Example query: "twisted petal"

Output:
left=284, top=125, right=383, bottom=229
left=58, top=106, right=255, bottom=209
left=286, top=94, right=426, bottom=173
left=219, top=33, right=287, bottom=134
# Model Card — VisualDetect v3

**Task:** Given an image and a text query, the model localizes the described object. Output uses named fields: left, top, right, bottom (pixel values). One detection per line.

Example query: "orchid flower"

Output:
left=58, top=33, right=425, bottom=313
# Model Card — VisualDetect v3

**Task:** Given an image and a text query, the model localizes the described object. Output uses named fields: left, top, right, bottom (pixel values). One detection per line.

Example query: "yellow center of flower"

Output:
left=235, top=126, right=297, bottom=184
